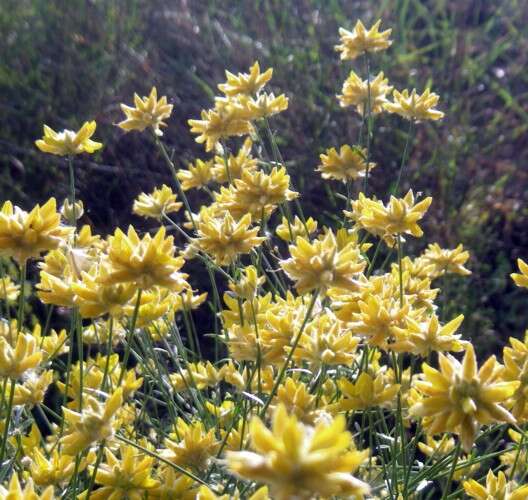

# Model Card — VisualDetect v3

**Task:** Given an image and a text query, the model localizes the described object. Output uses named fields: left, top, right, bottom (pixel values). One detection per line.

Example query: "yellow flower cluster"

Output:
left=0, top=15, right=524, bottom=500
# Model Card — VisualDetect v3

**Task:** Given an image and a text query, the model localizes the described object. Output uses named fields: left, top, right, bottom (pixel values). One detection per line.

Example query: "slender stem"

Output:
left=67, top=155, right=77, bottom=227
left=101, top=316, right=114, bottom=392
left=0, top=378, right=16, bottom=465
left=16, top=260, right=27, bottom=334
left=363, top=53, right=373, bottom=194
left=441, top=440, right=461, bottom=500
left=392, top=120, right=415, bottom=195
left=119, top=288, right=143, bottom=385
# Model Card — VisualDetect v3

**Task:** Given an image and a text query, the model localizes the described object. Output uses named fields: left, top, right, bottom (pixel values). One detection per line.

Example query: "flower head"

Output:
left=335, top=20, right=392, bottom=60
left=338, top=71, right=392, bottom=115
left=0, top=199, right=70, bottom=263
left=385, top=88, right=444, bottom=121
left=226, top=404, right=370, bottom=499
left=421, top=243, right=471, bottom=278
left=463, top=469, right=528, bottom=500
left=275, top=216, right=317, bottom=242
left=512, top=258, right=528, bottom=288
left=0, top=332, right=43, bottom=379
left=133, top=184, right=182, bottom=220
left=35, top=121, right=102, bottom=156
left=318, top=145, right=376, bottom=182
left=410, top=344, right=518, bottom=452
left=197, top=212, right=265, bottom=266
left=218, top=62, right=273, bottom=97
left=177, top=159, right=214, bottom=191
left=118, top=87, right=173, bottom=136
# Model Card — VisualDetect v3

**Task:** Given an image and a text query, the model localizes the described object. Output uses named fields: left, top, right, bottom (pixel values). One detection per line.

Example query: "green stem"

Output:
left=441, top=440, right=461, bottom=500
left=16, top=260, right=27, bottom=334
left=0, top=378, right=16, bottom=465
left=392, top=119, right=415, bottom=196
left=119, top=289, right=143, bottom=385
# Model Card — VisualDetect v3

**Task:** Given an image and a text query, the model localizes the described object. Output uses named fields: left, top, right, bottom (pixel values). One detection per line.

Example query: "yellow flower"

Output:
left=60, top=388, right=123, bottom=455
left=60, top=198, right=84, bottom=222
left=226, top=404, right=370, bottom=499
left=502, top=334, right=528, bottom=422
left=12, top=369, right=53, bottom=407
left=212, top=138, right=257, bottom=183
left=0, top=474, right=54, bottom=500
left=215, top=166, right=298, bottom=221
left=132, top=184, right=182, bottom=220
left=30, top=447, right=93, bottom=487
left=35, top=121, right=102, bottom=156
left=275, top=215, right=317, bottom=242
left=81, top=444, right=159, bottom=499
left=218, top=62, right=273, bottom=97
left=102, top=226, right=187, bottom=290
left=421, top=243, right=471, bottom=278
left=0, top=332, right=42, bottom=379
left=338, top=71, right=393, bottom=115
left=196, top=212, right=265, bottom=266
left=335, top=20, right=392, bottom=60
left=0, top=198, right=70, bottom=263
left=293, top=313, right=360, bottom=367
left=228, top=265, right=265, bottom=300
left=169, top=361, right=223, bottom=393
left=336, top=372, right=400, bottom=411
left=162, top=418, right=219, bottom=471
left=188, top=107, right=252, bottom=152
left=281, top=229, right=366, bottom=294
left=234, top=93, right=289, bottom=121
left=71, top=265, right=136, bottom=318
left=0, top=276, right=19, bottom=302
left=150, top=467, right=199, bottom=499
left=198, top=485, right=269, bottom=500
left=177, top=159, right=214, bottom=191
left=391, top=314, right=466, bottom=356
left=117, top=87, right=173, bottom=136
left=346, top=190, right=432, bottom=244
left=318, top=145, right=376, bottom=182
left=410, top=344, right=518, bottom=452
left=463, top=469, right=528, bottom=500
left=385, top=88, right=444, bottom=121
left=512, top=258, right=528, bottom=288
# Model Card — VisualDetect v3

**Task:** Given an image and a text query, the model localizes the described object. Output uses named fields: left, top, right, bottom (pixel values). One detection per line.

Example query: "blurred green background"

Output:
left=1, top=0, right=527, bottom=353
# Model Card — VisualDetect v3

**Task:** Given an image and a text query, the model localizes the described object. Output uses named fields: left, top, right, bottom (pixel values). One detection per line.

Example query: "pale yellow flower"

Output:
left=338, top=71, right=393, bottom=115
left=35, top=121, right=102, bottom=156
left=335, top=20, right=392, bottom=60
left=118, top=87, right=173, bottom=136
left=385, top=88, right=444, bottom=121
left=318, top=145, right=376, bottom=182
left=218, top=61, right=273, bottom=97
left=133, top=184, right=182, bottom=220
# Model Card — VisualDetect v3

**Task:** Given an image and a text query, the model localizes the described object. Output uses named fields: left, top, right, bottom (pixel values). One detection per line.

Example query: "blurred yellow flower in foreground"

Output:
left=0, top=474, right=54, bottom=500
left=463, top=469, right=528, bottom=500
left=118, top=87, right=173, bottom=136
left=35, top=121, right=102, bottom=156
left=226, top=404, right=370, bottom=499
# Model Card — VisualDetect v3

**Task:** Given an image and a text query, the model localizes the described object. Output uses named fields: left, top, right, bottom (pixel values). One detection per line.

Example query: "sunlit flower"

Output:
left=335, top=20, right=392, bottom=60
left=0, top=332, right=42, bottom=379
left=421, top=243, right=471, bottom=278
left=13, top=369, right=53, bottom=407
left=215, top=166, right=298, bottom=221
left=0, top=474, right=54, bottom=500
left=162, top=418, right=219, bottom=471
left=196, top=212, right=265, bottom=266
left=502, top=334, right=528, bottom=422
left=228, top=265, right=265, bottom=300
left=213, top=138, right=257, bottom=183
left=133, top=184, right=182, bottom=220
left=275, top=215, right=317, bottom=242
left=336, top=372, right=400, bottom=411
left=189, top=107, right=252, bottom=152
left=35, top=121, right=102, bottom=156
left=385, top=88, right=444, bottom=121
left=281, top=230, right=366, bottom=294
left=169, top=361, right=223, bottom=393
left=0, top=276, right=19, bottom=302
left=391, top=314, right=466, bottom=356
left=410, top=344, right=518, bottom=452
left=226, top=404, right=370, bottom=499
left=102, top=226, right=187, bottom=290
left=234, top=93, right=289, bottom=120
left=512, top=258, right=528, bottom=288
left=318, top=145, right=375, bottom=182
left=0, top=198, right=70, bottom=263
left=61, top=388, right=123, bottom=455
left=463, top=469, right=528, bottom=500
left=177, top=159, right=214, bottom=191
left=218, top=62, right=273, bottom=97
left=118, top=87, right=173, bottom=136
left=338, top=71, right=393, bottom=115
left=82, top=444, right=159, bottom=499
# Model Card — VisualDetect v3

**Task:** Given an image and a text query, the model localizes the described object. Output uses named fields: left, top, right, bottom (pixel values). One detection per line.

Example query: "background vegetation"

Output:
left=1, top=0, right=527, bottom=354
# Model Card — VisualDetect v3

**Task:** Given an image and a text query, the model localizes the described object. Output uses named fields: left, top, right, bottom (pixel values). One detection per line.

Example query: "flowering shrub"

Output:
left=0, top=18, right=526, bottom=499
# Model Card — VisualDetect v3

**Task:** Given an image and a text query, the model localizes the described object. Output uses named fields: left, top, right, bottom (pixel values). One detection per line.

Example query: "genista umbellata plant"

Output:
left=0, top=18, right=525, bottom=499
